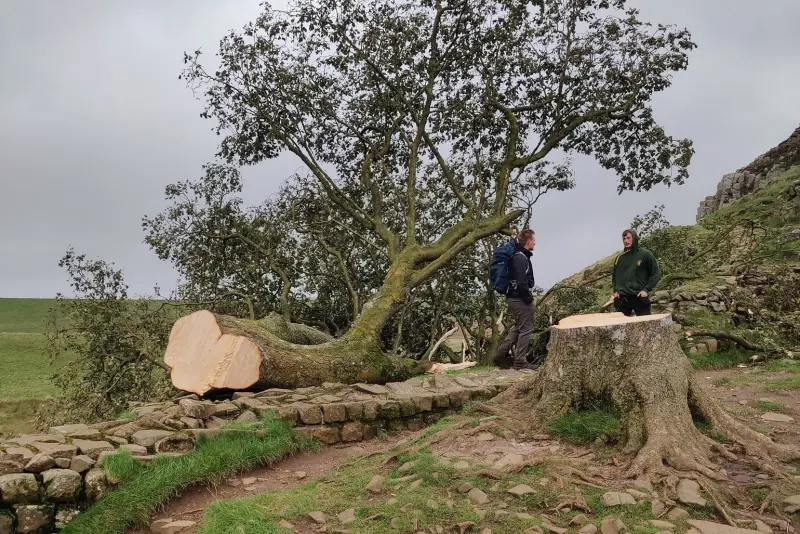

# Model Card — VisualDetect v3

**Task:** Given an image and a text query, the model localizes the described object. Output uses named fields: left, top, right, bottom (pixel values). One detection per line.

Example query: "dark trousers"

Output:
left=614, top=294, right=652, bottom=316
left=494, top=298, right=535, bottom=369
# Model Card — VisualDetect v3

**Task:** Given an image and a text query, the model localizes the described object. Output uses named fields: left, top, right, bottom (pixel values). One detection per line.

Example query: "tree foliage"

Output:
left=177, top=0, right=695, bottom=343
left=39, top=249, right=178, bottom=427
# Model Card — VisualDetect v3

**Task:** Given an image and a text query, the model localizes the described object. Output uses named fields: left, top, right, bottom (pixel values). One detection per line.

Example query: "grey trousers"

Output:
left=495, top=298, right=535, bottom=369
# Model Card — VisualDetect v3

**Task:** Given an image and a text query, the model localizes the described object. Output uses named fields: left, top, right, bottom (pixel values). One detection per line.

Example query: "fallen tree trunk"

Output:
left=163, top=310, right=421, bottom=395
left=494, top=312, right=800, bottom=478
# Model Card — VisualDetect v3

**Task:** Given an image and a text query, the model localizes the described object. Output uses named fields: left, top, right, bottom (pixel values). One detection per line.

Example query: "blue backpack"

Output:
left=489, top=242, right=517, bottom=295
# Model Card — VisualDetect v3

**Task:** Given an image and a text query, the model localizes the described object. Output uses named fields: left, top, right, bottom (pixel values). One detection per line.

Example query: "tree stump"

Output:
left=163, top=310, right=420, bottom=395
left=496, top=312, right=800, bottom=478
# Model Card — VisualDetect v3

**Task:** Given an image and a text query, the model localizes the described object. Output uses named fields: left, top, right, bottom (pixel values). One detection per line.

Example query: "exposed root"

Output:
left=487, top=314, right=800, bottom=484
left=697, top=476, right=738, bottom=527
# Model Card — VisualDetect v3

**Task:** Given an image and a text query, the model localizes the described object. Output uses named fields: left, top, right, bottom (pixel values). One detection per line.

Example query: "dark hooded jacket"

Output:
left=507, top=239, right=535, bottom=304
left=612, top=229, right=661, bottom=297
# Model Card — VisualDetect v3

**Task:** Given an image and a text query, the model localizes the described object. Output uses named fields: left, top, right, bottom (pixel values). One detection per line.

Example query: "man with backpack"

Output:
left=490, top=229, right=537, bottom=370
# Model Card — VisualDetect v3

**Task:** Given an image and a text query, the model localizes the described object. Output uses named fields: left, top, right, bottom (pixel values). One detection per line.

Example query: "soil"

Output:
left=126, top=366, right=800, bottom=533
left=127, top=431, right=424, bottom=534
left=699, top=366, right=800, bottom=448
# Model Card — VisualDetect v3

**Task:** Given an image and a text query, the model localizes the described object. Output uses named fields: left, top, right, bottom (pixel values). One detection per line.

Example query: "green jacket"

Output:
left=612, top=230, right=661, bottom=296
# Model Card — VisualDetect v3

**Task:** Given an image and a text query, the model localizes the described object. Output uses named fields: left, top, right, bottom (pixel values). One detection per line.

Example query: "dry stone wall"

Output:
left=0, top=369, right=525, bottom=533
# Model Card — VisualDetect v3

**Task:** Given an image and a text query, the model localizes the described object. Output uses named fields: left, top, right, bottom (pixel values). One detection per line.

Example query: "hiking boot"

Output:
left=513, top=362, right=540, bottom=371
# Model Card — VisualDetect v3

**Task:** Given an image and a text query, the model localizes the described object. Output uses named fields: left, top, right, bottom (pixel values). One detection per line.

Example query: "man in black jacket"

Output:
left=493, top=229, right=537, bottom=370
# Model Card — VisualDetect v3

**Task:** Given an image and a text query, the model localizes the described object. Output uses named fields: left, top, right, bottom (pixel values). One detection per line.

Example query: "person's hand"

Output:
left=613, top=292, right=619, bottom=299
left=637, top=290, right=648, bottom=298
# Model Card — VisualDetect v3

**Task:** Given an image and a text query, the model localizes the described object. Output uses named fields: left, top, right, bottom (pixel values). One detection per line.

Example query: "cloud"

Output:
left=1, top=0, right=798, bottom=297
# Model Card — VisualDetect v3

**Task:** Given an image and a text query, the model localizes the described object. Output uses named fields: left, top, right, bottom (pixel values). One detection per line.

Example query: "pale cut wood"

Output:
left=554, top=312, right=671, bottom=329
left=164, top=310, right=264, bottom=395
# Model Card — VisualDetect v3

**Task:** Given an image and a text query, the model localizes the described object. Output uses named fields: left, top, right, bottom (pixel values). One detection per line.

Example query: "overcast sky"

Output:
left=1, top=0, right=799, bottom=299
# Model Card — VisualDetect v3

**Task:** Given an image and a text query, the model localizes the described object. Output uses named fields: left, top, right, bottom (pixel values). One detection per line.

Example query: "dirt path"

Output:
left=127, top=430, right=425, bottom=534
left=697, top=366, right=800, bottom=448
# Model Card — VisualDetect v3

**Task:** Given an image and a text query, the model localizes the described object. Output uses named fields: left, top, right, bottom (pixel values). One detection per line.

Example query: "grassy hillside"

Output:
left=546, top=165, right=800, bottom=360
left=0, top=299, right=68, bottom=435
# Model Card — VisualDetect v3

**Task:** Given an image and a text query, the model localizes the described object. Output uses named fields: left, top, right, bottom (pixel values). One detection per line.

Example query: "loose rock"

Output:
left=601, top=517, right=626, bottom=534
left=365, top=475, right=384, bottom=493
left=468, top=488, right=490, bottom=504
left=508, top=484, right=535, bottom=497
left=760, top=412, right=794, bottom=423
left=677, top=479, right=707, bottom=507
left=308, top=511, right=327, bottom=524
left=337, top=508, right=356, bottom=524
left=602, top=492, right=636, bottom=507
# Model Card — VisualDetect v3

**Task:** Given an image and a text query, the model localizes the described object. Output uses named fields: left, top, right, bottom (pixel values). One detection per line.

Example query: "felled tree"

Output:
left=169, top=0, right=695, bottom=389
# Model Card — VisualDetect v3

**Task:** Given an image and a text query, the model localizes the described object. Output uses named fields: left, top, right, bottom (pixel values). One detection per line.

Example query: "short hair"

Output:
left=518, top=229, right=535, bottom=244
left=622, top=229, right=633, bottom=238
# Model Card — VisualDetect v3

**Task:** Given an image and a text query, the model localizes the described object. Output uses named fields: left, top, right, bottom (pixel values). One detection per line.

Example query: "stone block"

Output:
left=68, top=455, right=96, bottom=474
left=55, top=506, right=81, bottom=529
left=433, top=394, right=450, bottom=409
left=275, top=406, right=299, bottom=425
left=84, top=468, right=108, bottom=502
left=447, top=389, right=470, bottom=407
left=353, top=384, right=390, bottom=395
left=294, top=403, right=323, bottom=425
left=28, top=443, right=76, bottom=460
left=131, top=430, right=175, bottom=449
left=212, top=402, right=240, bottom=417
left=42, top=469, right=82, bottom=502
left=377, top=400, right=400, bottom=419
left=312, top=426, right=341, bottom=445
left=24, top=454, right=55, bottom=474
left=397, top=398, right=417, bottom=417
left=0, top=473, right=39, bottom=504
left=0, top=513, right=12, bottom=534
left=321, top=403, right=347, bottom=423
left=361, top=400, right=379, bottom=420
left=72, top=440, right=115, bottom=460
left=13, top=504, right=54, bottom=533
left=362, top=424, right=378, bottom=441
left=343, top=402, right=364, bottom=420
left=412, top=394, right=434, bottom=412
left=341, top=422, right=364, bottom=442
left=179, top=399, right=217, bottom=420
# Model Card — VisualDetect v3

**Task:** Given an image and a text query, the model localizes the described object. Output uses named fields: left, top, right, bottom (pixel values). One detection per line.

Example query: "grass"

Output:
left=60, top=413, right=314, bottom=534
left=756, top=400, right=784, bottom=412
left=444, top=365, right=495, bottom=376
left=0, top=298, right=58, bottom=333
left=547, top=407, right=622, bottom=445
left=688, top=346, right=753, bottom=370
left=198, top=414, right=717, bottom=534
left=709, top=358, right=800, bottom=391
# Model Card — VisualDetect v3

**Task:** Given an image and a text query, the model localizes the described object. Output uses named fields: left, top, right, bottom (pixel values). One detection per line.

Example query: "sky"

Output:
left=1, top=0, right=799, bottom=298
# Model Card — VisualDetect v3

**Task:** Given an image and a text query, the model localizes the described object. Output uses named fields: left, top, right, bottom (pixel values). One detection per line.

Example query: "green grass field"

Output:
left=0, top=298, right=67, bottom=435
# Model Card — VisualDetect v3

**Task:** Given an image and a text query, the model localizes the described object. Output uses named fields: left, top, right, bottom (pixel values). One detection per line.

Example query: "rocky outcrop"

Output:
left=697, top=125, right=800, bottom=221
left=0, top=369, right=525, bottom=531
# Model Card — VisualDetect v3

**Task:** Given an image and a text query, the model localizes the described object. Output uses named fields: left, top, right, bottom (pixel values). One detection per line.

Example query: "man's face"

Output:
left=525, top=235, right=536, bottom=251
left=622, top=232, right=633, bottom=249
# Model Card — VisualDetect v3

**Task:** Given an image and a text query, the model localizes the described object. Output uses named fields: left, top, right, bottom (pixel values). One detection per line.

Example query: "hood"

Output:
left=624, top=229, right=640, bottom=251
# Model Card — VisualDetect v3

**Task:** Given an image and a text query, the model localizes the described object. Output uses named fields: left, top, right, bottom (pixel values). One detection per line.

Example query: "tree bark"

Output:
left=494, top=312, right=800, bottom=478
left=164, top=310, right=421, bottom=395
